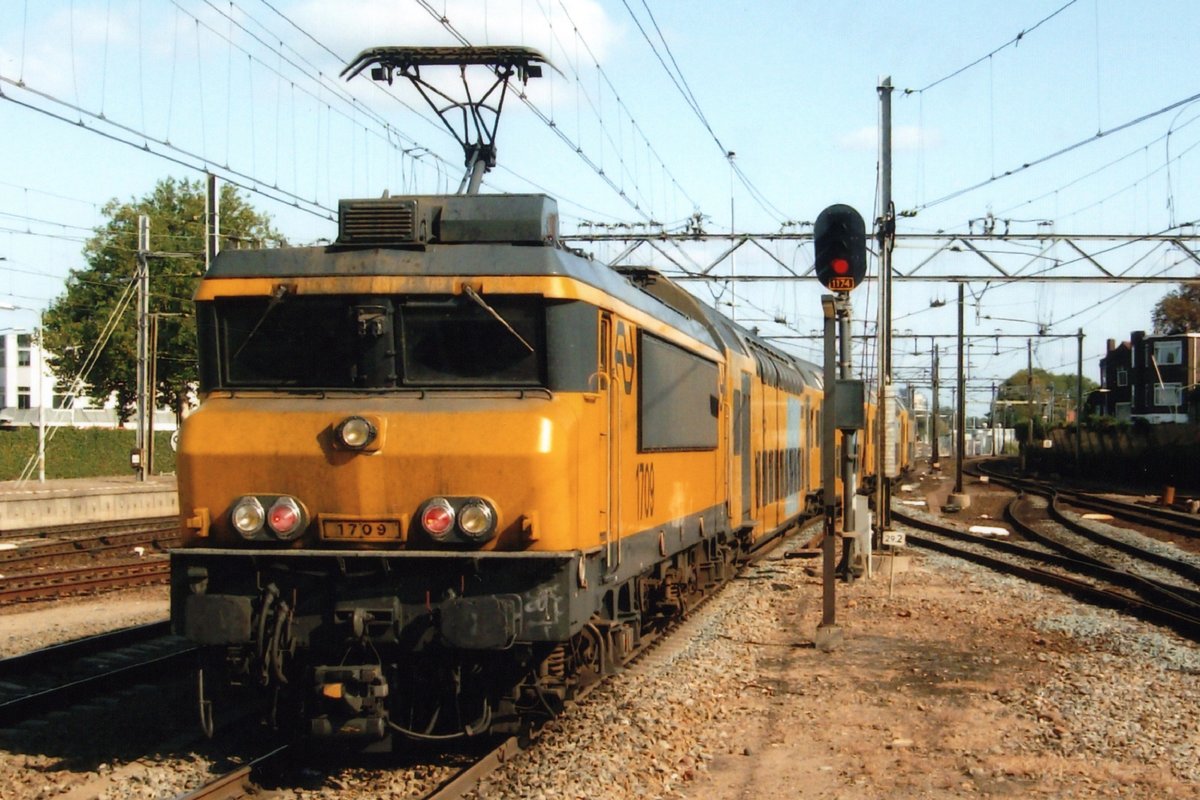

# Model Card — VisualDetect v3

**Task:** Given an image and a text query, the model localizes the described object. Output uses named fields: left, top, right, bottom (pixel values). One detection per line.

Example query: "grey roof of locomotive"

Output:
left=205, top=192, right=821, bottom=389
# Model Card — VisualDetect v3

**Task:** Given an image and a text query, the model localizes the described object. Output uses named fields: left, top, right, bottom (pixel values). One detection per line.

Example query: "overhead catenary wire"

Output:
left=906, top=89, right=1200, bottom=215
left=991, top=108, right=1200, bottom=221
left=620, top=0, right=790, bottom=226
left=0, top=78, right=337, bottom=222
left=181, top=0, right=458, bottom=176
left=904, top=0, right=1083, bottom=96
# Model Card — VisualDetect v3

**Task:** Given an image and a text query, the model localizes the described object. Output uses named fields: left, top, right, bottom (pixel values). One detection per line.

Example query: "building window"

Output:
left=1154, top=340, right=1183, bottom=366
left=1116, top=368, right=1128, bottom=387
left=17, top=386, right=30, bottom=409
left=1153, top=383, right=1183, bottom=408
left=17, top=334, right=31, bottom=367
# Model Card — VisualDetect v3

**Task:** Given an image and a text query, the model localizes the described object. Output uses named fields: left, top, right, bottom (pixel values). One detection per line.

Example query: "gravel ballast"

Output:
left=1, top=536, right=1197, bottom=798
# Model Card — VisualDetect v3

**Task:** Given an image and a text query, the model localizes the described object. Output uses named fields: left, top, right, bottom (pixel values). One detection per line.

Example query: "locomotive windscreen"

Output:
left=401, top=295, right=544, bottom=386
left=205, top=294, right=545, bottom=389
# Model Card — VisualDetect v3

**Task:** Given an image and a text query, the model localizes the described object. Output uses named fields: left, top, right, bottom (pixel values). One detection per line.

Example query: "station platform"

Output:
left=0, top=475, right=178, bottom=531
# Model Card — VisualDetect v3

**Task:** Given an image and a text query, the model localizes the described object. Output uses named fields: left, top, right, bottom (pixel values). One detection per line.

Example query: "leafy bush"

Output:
left=0, top=427, right=176, bottom=481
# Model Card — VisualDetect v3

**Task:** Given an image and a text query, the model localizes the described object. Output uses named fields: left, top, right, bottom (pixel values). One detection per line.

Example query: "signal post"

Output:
left=814, top=204, right=867, bottom=651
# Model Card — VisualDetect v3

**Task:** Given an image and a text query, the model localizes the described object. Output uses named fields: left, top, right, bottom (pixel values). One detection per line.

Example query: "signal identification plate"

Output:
left=828, top=277, right=856, bottom=291
left=320, top=516, right=404, bottom=541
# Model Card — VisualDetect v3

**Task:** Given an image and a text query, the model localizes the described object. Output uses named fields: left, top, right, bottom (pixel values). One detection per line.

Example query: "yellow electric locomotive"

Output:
left=171, top=190, right=832, bottom=747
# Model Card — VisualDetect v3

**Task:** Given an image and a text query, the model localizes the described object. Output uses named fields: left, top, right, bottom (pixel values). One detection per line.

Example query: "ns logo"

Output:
left=614, top=322, right=635, bottom=395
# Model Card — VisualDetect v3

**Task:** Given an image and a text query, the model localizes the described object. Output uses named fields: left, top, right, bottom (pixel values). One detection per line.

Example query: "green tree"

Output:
left=1152, top=282, right=1200, bottom=334
left=993, top=368, right=1098, bottom=431
left=42, top=177, right=284, bottom=422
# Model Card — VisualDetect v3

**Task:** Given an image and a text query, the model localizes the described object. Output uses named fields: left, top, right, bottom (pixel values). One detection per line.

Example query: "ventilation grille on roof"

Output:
left=338, top=199, right=422, bottom=244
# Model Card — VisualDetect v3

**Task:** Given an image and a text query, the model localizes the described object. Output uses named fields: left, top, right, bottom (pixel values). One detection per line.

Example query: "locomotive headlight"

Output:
left=420, top=498, right=456, bottom=539
left=458, top=499, right=496, bottom=540
left=336, top=416, right=377, bottom=449
left=231, top=496, right=266, bottom=538
left=267, top=496, right=307, bottom=540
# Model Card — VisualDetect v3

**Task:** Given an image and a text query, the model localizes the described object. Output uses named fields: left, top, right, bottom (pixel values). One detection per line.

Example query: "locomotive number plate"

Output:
left=320, top=518, right=403, bottom=541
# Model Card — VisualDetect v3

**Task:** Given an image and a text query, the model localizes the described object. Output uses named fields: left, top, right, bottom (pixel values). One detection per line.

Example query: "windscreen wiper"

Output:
left=231, top=283, right=292, bottom=361
left=461, top=284, right=534, bottom=354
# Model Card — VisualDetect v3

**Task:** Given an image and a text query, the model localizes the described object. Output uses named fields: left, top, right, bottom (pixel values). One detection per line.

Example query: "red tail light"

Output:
left=421, top=498, right=455, bottom=539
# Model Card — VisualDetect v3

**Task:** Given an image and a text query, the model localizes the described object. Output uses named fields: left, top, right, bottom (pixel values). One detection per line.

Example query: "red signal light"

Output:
left=814, top=204, right=866, bottom=292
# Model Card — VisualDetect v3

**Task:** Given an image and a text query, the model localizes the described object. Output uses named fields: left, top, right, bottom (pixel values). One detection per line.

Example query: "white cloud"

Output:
left=838, top=124, right=940, bottom=152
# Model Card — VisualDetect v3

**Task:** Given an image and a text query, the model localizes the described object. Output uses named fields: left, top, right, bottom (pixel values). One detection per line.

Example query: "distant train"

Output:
left=168, top=188, right=911, bottom=749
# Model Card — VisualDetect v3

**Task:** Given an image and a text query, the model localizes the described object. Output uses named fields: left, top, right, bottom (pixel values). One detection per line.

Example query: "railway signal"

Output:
left=814, top=204, right=867, bottom=292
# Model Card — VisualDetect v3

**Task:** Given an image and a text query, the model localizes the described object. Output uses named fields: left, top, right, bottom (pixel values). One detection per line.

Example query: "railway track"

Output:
left=0, top=515, right=179, bottom=542
left=0, top=515, right=180, bottom=591
left=1004, top=494, right=1200, bottom=609
left=973, top=459, right=1200, bottom=539
left=893, top=506, right=1200, bottom=641
left=0, top=557, right=171, bottom=603
left=1056, top=491, right=1200, bottom=539
left=0, top=621, right=193, bottom=725
left=0, top=527, right=181, bottom=571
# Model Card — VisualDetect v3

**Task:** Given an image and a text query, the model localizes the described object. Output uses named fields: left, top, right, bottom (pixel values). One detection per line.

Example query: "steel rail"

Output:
left=0, top=529, right=182, bottom=570
left=1004, top=495, right=1200, bottom=611
left=893, top=508, right=1200, bottom=641
left=972, top=461, right=1200, bottom=584
left=0, top=620, right=171, bottom=673
left=1045, top=495, right=1200, bottom=587
left=0, top=644, right=196, bottom=725
left=171, top=516, right=817, bottom=800
left=0, top=557, right=170, bottom=603
left=973, top=459, right=1200, bottom=539
left=0, top=515, right=179, bottom=541
left=1056, top=491, right=1200, bottom=539
left=171, top=745, right=291, bottom=800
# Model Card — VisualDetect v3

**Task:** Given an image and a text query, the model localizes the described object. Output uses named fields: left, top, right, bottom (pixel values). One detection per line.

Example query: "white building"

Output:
left=0, top=329, right=56, bottom=422
left=0, top=328, right=177, bottom=429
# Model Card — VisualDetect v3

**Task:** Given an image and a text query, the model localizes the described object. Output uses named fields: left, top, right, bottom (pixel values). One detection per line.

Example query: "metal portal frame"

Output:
left=559, top=230, right=1200, bottom=284
left=341, top=46, right=551, bottom=194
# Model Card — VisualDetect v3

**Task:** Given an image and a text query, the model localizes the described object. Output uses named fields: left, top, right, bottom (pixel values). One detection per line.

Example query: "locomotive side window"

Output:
left=399, top=294, right=545, bottom=387
left=638, top=332, right=719, bottom=451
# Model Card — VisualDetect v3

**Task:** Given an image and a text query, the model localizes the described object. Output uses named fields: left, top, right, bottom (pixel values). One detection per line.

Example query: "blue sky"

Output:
left=2, top=1, right=1199, bottom=415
